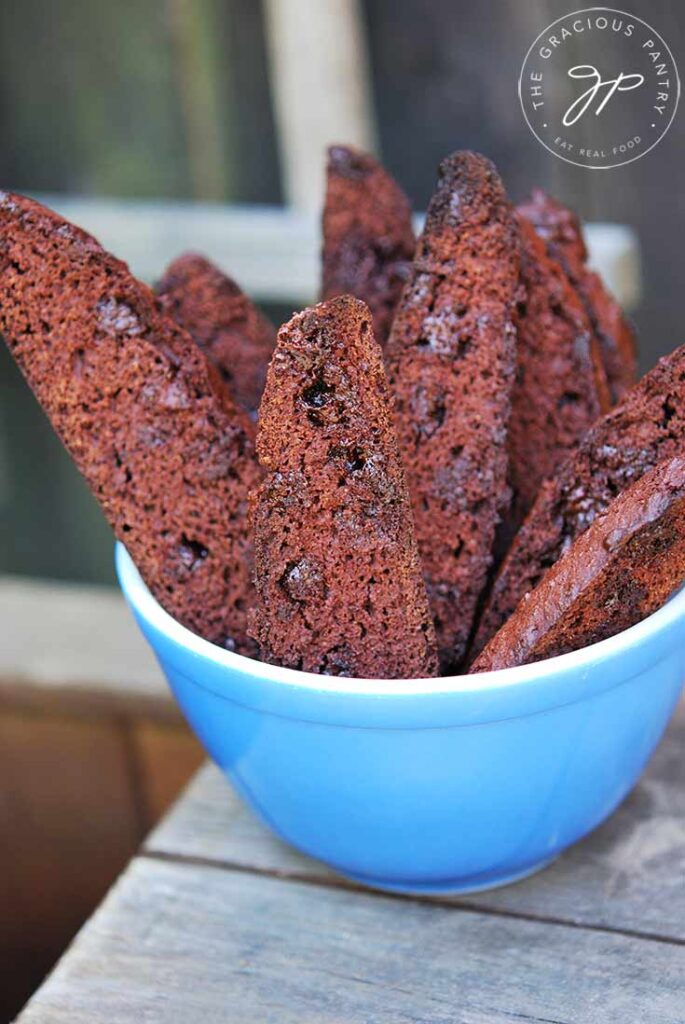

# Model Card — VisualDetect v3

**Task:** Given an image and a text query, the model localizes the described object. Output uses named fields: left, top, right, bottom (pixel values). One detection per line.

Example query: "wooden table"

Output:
left=15, top=700, right=685, bottom=1023
left=0, top=576, right=205, bottom=1020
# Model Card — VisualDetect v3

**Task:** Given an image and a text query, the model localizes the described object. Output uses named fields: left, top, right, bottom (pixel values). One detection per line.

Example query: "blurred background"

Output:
left=0, top=0, right=681, bottom=585
left=0, top=0, right=681, bottom=1018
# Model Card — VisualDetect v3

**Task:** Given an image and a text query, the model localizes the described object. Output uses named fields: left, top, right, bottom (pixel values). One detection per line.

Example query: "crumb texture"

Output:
left=156, top=252, right=275, bottom=413
left=384, top=151, right=520, bottom=669
left=518, top=189, right=637, bottom=403
left=473, top=457, right=685, bottom=670
left=507, top=216, right=610, bottom=530
left=321, top=145, right=415, bottom=347
left=472, top=344, right=685, bottom=657
left=0, top=192, right=260, bottom=654
left=249, top=295, right=438, bottom=679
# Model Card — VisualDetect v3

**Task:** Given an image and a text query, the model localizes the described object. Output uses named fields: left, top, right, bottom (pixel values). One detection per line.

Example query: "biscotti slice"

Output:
left=248, top=295, right=438, bottom=678
left=384, top=151, right=520, bottom=670
left=471, top=343, right=685, bottom=658
left=0, top=192, right=260, bottom=654
left=321, top=145, right=415, bottom=347
left=473, top=457, right=685, bottom=671
left=517, top=187, right=587, bottom=265
left=156, top=252, right=275, bottom=413
left=518, top=189, right=637, bottom=403
left=508, top=216, right=611, bottom=529
left=579, top=267, right=638, bottom=400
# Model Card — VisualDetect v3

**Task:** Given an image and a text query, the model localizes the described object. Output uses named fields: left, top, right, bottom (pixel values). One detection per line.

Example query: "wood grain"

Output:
left=146, top=698, right=685, bottom=943
left=28, top=196, right=639, bottom=307
left=15, top=855, right=685, bottom=1024
left=131, top=720, right=205, bottom=828
left=14, top=699, right=685, bottom=1022
left=0, top=575, right=175, bottom=721
left=264, top=0, right=376, bottom=210
left=0, top=711, right=139, bottom=1020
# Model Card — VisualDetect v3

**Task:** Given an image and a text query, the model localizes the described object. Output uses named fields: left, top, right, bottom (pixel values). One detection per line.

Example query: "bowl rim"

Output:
left=116, top=542, right=685, bottom=699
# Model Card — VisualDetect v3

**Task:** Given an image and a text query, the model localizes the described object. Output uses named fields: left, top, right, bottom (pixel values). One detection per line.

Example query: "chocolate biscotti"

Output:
left=471, top=343, right=685, bottom=658
left=473, top=457, right=685, bottom=671
left=0, top=192, right=260, bottom=654
left=384, top=151, right=520, bottom=670
left=579, top=268, right=638, bottom=401
left=508, top=217, right=611, bottom=529
left=156, top=252, right=275, bottom=413
left=517, top=188, right=587, bottom=266
left=518, top=189, right=637, bottom=403
left=249, top=295, right=438, bottom=678
left=321, top=145, right=415, bottom=347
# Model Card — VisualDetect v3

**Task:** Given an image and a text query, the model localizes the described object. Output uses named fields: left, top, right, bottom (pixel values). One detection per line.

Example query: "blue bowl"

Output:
left=116, top=543, right=685, bottom=894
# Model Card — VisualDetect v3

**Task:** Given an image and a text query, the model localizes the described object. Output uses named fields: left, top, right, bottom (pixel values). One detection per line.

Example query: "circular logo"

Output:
left=519, top=8, right=680, bottom=169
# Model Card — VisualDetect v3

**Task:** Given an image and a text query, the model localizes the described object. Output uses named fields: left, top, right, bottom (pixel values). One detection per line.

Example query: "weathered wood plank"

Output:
left=0, top=710, right=141, bottom=1020
left=131, top=720, right=205, bottom=829
left=0, top=710, right=203, bottom=1018
left=32, top=196, right=640, bottom=309
left=15, top=856, right=685, bottom=1024
left=146, top=697, right=685, bottom=942
left=0, top=575, right=176, bottom=720
left=264, top=0, right=376, bottom=211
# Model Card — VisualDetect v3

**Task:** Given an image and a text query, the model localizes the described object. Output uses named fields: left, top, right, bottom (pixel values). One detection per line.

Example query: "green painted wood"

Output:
left=168, top=0, right=232, bottom=202
left=0, top=0, right=188, bottom=198
left=0, top=0, right=280, bottom=205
